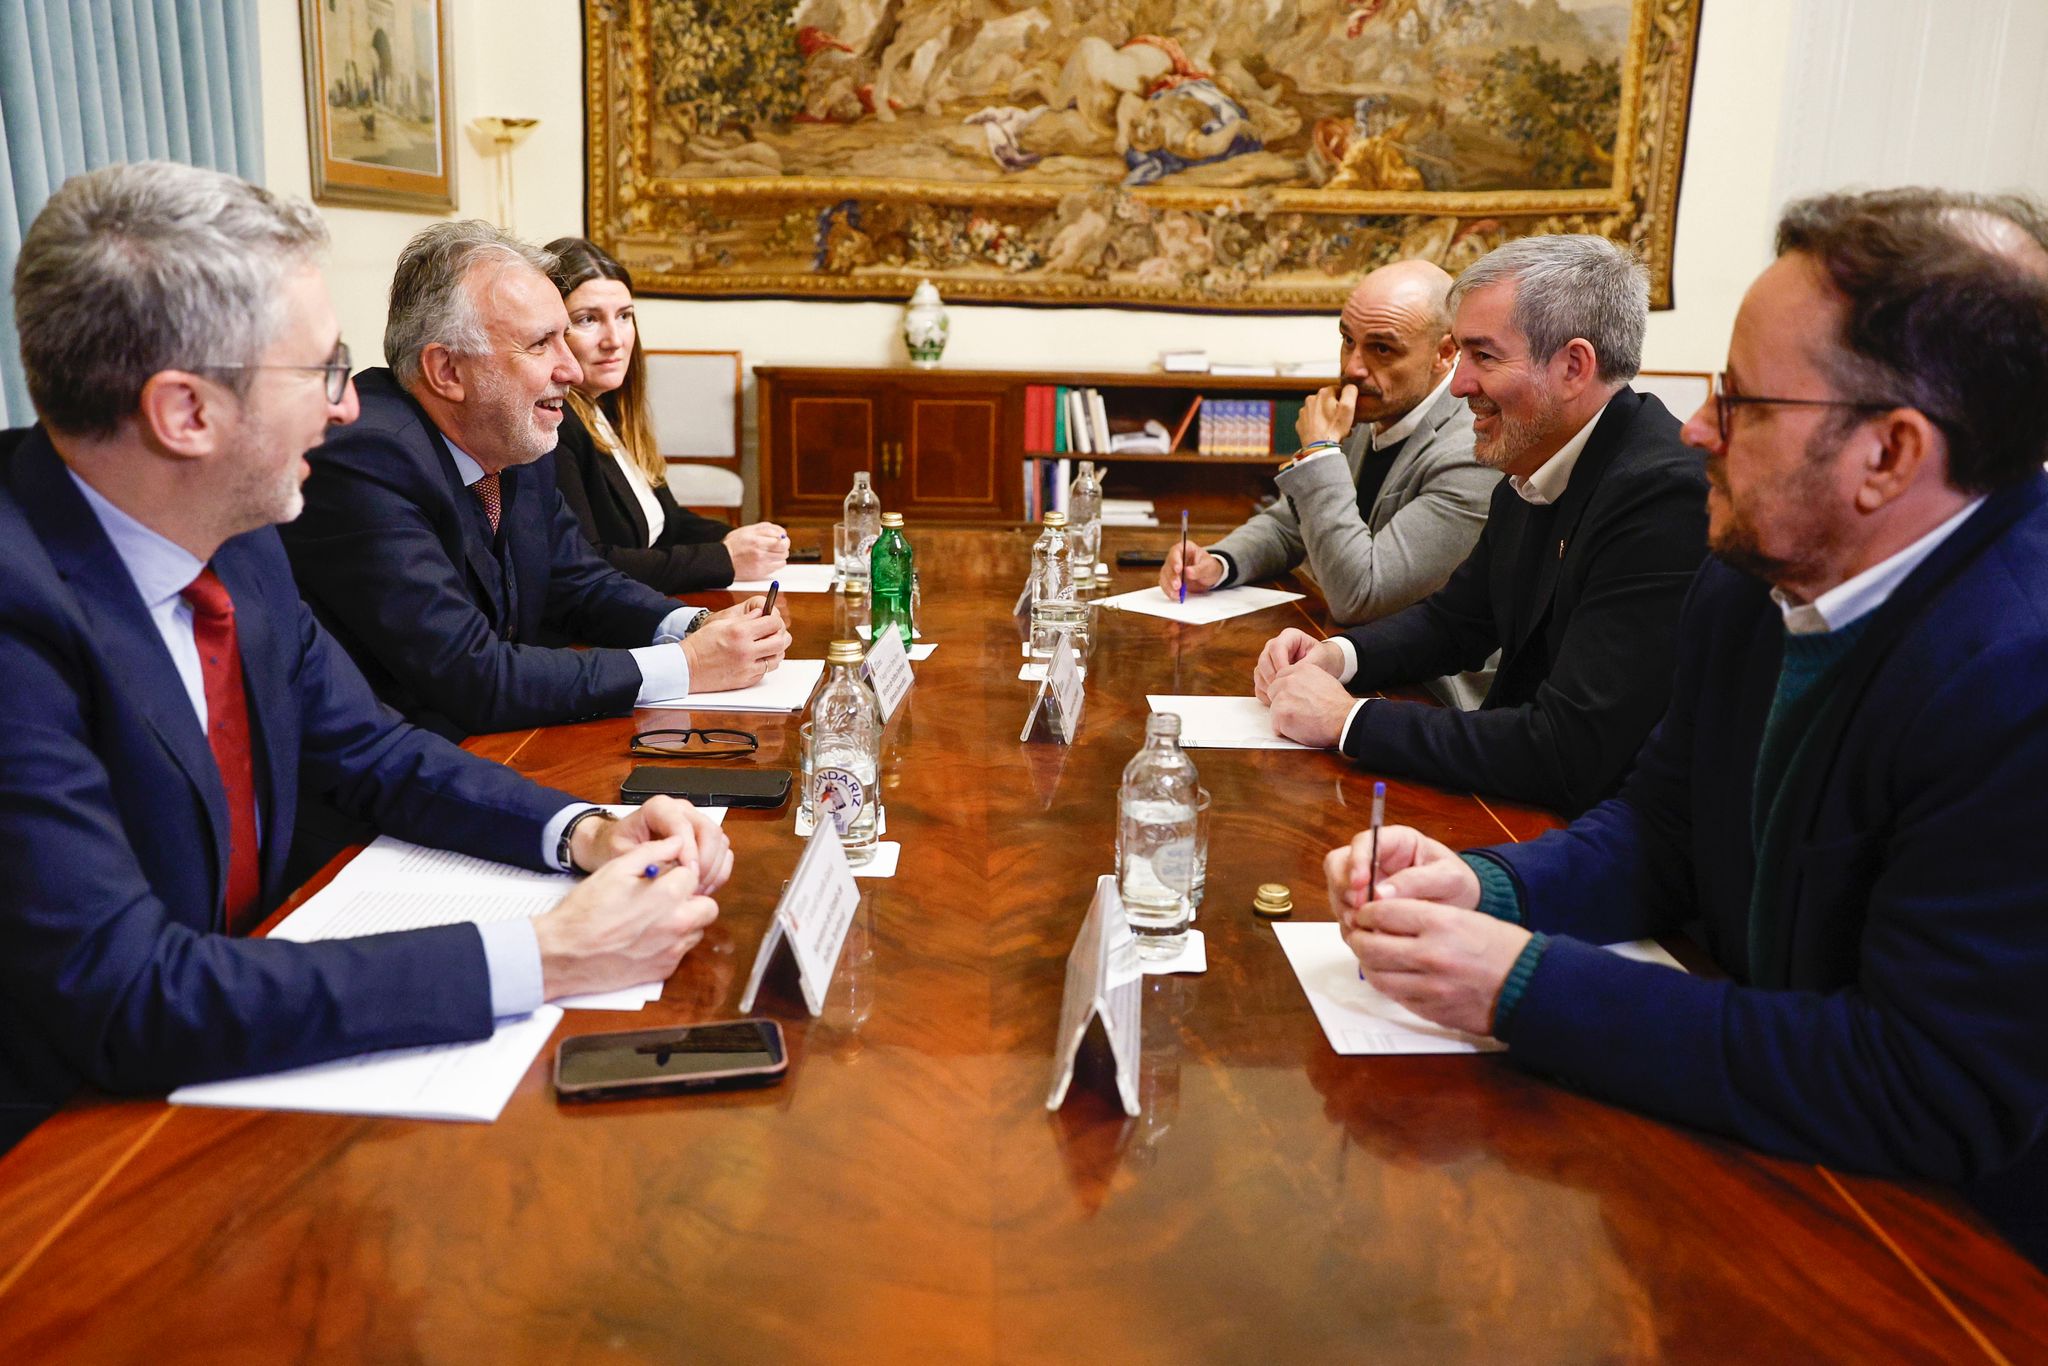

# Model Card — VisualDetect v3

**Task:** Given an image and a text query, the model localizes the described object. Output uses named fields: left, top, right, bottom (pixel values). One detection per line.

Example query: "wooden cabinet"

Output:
left=759, top=368, right=1020, bottom=523
left=755, top=365, right=1336, bottom=528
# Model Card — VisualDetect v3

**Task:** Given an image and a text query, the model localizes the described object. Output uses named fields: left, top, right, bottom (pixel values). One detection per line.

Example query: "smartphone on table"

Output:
left=554, top=1019, right=788, bottom=1101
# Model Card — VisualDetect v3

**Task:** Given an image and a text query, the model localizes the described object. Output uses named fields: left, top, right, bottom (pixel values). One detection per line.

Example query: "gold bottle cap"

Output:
left=1252, top=883, right=1293, bottom=919
left=880, top=512, right=905, bottom=528
left=826, top=639, right=865, bottom=665
left=840, top=577, right=867, bottom=596
left=1042, top=510, right=1068, bottom=528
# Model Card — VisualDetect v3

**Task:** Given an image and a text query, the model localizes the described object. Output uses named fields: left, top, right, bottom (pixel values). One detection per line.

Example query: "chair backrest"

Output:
left=1634, top=369, right=1712, bottom=424
left=642, top=349, right=743, bottom=462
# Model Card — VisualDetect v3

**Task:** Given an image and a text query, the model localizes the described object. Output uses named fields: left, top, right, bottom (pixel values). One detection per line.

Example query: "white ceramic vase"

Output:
left=904, top=279, right=949, bottom=369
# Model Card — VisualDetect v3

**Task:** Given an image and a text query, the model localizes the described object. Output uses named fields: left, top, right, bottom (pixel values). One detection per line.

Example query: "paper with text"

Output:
left=1145, top=695, right=1312, bottom=750
left=1275, top=922, right=1686, bottom=1055
left=863, top=626, right=915, bottom=722
left=1045, top=876, right=1142, bottom=1115
left=643, top=659, right=825, bottom=713
left=739, top=823, right=861, bottom=1016
left=1098, top=584, right=1303, bottom=624
left=730, top=564, right=839, bottom=593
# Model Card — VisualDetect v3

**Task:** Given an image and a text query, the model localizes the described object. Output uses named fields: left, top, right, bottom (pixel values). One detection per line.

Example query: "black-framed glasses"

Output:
left=201, top=340, right=353, bottom=404
left=629, top=727, right=759, bottom=758
left=1709, top=371, right=1895, bottom=443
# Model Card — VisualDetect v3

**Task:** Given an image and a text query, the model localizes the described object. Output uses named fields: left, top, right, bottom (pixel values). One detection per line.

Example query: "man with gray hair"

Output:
left=1254, top=234, right=1708, bottom=813
left=280, top=221, right=788, bottom=749
left=0, top=163, right=732, bottom=1146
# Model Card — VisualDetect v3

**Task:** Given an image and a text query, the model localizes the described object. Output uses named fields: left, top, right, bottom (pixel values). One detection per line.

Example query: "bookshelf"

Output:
left=756, top=365, right=1333, bottom=530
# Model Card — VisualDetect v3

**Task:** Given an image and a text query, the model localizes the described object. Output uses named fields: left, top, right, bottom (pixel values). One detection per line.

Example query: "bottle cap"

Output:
left=827, top=639, right=865, bottom=665
left=880, top=512, right=905, bottom=528
left=840, top=577, right=867, bottom=596
left=1252, top=883, right=1293, bottom=919
left=1042, top=510, right=1068, bottom=528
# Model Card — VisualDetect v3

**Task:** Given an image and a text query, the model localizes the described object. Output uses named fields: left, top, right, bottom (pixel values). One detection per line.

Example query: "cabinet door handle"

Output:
left=889, top=440, right=903, bottom=479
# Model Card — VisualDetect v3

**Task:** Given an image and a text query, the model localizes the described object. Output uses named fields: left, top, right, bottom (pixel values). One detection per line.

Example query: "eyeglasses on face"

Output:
left=200, top=340, right=354, bottom=404
left=1708, top=371, right=1896, bottom=444
left=629, top=728, right=759, bottom=758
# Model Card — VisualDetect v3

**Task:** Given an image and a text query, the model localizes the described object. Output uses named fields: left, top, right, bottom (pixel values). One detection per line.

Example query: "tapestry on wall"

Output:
left=583, top=0, right=1702, bottom=311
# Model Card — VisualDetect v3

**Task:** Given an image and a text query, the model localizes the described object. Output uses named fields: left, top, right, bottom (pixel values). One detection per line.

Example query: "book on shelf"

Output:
left=1087, top=389, right=1111, bottom=453
left=1167, top=394, right=1204, bottom=452
left=1159, top=350, right=1209, bottom=373
left=1195, top=397, right=1276, bottom=456
left=1210, top=361, right=1279, bottom=377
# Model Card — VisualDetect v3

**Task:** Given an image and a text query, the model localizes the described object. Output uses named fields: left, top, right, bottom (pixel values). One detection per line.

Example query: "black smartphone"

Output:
left=786, top=547, right=823, bottom=563
left=620, top=765, right=792, bottom=808
left=555, top=1020, right=787, bottom=1102
left=1116, top=549, right=1167, bottom=568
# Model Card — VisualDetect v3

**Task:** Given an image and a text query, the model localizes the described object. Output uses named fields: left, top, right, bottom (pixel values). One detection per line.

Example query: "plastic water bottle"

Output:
left=842, top=472, right=881, bottom=582
left=806, top=639, right=881, bottom=862
left=1029, top=511, right=1087, bottom=660
left=870, top=512, right=915, bottom=647
left=1118, top=712, right=1200, bottom=959
left=1068, top=461, right=1103, bottom=590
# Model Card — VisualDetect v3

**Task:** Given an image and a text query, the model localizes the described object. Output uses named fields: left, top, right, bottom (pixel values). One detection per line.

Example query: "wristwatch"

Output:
left=681, top=607, right=713, bottom=636
left=556, top=807, right=619, bottom=873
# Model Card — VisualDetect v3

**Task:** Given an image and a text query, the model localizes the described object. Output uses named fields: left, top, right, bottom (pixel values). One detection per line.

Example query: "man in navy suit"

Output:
left=1255, top=236, right=1709, bottom=815
left=0, top=163, right=733, bottom=1149
left=1325, top=189, right=2048, bottom=1264
left=279, top=222, right=789, bottom=741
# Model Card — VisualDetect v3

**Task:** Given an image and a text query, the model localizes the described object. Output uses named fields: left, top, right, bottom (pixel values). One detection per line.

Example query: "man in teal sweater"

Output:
left=1324, top=187, right=2048, bottom=1265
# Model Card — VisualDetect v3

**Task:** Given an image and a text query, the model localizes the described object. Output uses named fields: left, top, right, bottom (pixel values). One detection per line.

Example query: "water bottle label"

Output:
left=1153, top=838, right=1195, bottom=885
left=813, top=766, right=865, bottom=835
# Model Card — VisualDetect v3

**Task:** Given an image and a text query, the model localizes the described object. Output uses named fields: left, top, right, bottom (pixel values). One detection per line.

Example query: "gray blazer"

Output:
left=1209, top=383, right=1499, bottom=706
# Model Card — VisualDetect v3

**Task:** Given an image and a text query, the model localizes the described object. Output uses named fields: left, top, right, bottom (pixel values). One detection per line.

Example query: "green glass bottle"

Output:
left=869, top=511, right=915, bottom=647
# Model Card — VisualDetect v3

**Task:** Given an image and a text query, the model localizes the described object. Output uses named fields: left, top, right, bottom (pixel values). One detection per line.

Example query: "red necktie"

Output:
left=473, top=471, right=502, bottom=533
left=182, top=568, right=263, bottom=935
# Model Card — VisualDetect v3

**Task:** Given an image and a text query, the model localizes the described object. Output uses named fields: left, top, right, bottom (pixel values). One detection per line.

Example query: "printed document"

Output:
left=1146, top=695, right=1311, bottom=749
left=643, top=658, right=826, bottom=712
left=1098, top=584, right=1303, bottom=624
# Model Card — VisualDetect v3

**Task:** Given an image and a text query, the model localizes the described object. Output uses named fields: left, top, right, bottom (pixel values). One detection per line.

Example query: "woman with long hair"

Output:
left=544, top=237, right=788, bottom=592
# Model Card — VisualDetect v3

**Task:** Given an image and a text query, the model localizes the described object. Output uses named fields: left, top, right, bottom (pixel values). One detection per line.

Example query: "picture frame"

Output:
left=301, top=0, right=457, bottom=213
left=583, top=0, right=1703, bottom=313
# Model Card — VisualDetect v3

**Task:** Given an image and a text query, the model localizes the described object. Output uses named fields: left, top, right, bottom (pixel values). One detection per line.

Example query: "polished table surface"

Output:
left=2, top=528, right=2044, bottom=1363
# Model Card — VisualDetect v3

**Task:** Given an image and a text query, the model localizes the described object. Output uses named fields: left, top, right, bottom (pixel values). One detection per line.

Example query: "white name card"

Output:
left=739, top=821, right=861, bottom=1017
left=862, top=625, right=914, bottom=722
left=1045, top=875, right=1142, bottom=1116
left=1019, top=628, right=1083, bottom=744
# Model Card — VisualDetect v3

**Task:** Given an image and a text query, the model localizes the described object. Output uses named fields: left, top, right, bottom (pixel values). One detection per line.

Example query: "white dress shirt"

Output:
left=1772, top=496, right=1985, bottom=635
left=587, top=405, right=668, bottom=546
left=70, top=470, right=556, bottom=1018
left=443, top=439, right=698, bottom=701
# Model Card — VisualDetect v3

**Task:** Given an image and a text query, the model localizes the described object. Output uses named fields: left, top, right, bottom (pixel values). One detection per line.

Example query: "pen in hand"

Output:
left=1361, top=780, right=1385, bottom=979
left=1177, top=510, right=1189, bottom=604
left=761, top=579, right=780, bottom=618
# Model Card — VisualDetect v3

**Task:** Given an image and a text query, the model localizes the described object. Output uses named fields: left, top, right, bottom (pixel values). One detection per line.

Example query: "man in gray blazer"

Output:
left=1163, top=262, right=1498, bottom=696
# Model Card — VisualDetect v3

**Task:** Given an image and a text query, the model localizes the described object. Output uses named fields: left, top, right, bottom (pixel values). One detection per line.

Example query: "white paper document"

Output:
left=643, top=658, right=825, bottom=712
left=1274, top=922, right=1688, bottom=1055
left=1145, top=695, right=1311, bottom=750
left=1098, top=584, right=1304, bottom=624
left=729, top=563, right=839, bottom=593
left=170, top=1006, right=562, bottom=1123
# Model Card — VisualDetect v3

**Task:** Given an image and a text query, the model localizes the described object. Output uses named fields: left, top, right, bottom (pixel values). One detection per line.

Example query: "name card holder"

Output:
left=1046, top=875, right=1142, bottom=1116
left=1020, top=628, right=1084, bottom=743
left=861, top=625, right=914, bottom=723
left=740, top=819, right=862, bottom=1017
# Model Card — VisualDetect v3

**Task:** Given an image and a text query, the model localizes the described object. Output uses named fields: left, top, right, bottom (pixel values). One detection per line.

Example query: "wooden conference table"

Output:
left=1, top=527, right=2044, bottom=1363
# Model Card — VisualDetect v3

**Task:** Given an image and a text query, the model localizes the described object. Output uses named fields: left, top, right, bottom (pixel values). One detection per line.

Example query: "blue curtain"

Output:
left=0, top=0, right=263, bottom=426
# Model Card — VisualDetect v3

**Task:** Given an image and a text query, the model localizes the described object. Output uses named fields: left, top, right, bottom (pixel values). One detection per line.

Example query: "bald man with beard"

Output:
left=1164, top=260, right=1498, bottom=704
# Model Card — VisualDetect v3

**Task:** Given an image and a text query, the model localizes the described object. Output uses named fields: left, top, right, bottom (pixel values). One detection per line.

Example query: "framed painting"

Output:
left=302, top=0, right=457, bottom=212
left=584, top=0, right=1702, bottom=312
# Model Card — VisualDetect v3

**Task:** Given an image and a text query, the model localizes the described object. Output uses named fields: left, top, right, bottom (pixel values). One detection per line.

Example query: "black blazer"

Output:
left=554, top=404, right=736, bottom=593
left=281, top=368, right=679, bottom=739
left=1336, top=387, right=1708, bottom=814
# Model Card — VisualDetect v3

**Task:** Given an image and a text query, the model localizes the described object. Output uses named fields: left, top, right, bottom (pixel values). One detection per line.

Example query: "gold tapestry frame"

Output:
left=584, top=0, right=1702, bottom=311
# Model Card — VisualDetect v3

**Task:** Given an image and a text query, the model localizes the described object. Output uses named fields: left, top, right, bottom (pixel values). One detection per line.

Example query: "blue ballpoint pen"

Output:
left=1177, top=509, right=1189, bottom=603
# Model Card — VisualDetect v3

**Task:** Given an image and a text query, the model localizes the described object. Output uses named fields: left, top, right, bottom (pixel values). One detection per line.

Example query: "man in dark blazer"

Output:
left=1327, top=189, right=2048, bottom=1266
left=279, top=222, right=789, bottom=742
left=0, top=163, right=729, bottom=1148
left=1256, top=235, right=1708, bottom=815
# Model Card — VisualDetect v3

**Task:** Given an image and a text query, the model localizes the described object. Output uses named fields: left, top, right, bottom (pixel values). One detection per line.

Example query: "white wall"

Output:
left=255, top=0, right=2045, bottom=483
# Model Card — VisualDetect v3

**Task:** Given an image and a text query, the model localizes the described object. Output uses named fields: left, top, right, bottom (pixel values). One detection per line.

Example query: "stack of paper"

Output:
left=1144, top=695, right=1309, bottom=750
left=1097, top=584, right=1303, bottom=624
left=643, top=658, right=825, bottom=712
left=729, top=563, right=839, bottom=594
left=1102, top=497, right=1157, bottom=527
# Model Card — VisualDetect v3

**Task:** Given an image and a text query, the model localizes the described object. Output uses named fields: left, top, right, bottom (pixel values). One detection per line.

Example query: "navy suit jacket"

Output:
left=0, top=427, right=574, bottom=1144
left=554, top=404, right=735, bottom=594
left=1336, top=388, right=1708, bottom=813
left=280, top=368, right=679, bottom=739
left=1479, top=475, right=2048, bottom=1261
